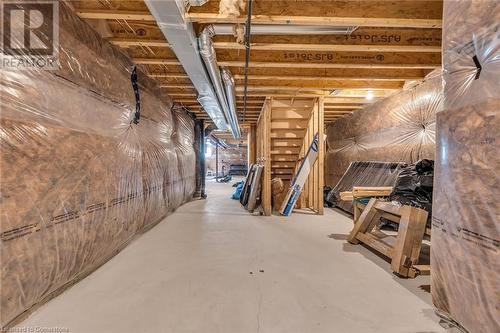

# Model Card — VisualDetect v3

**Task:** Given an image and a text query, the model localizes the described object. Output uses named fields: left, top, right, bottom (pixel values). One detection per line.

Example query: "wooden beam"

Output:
left=214, top=42, right=441, bottom=53
left=235, top=80, right=403, bottom=90
left=160, top=84, right=194, bottom=89
left=109, top=37, right=440, bottom=54
left=187, top=13, right=441, bottom=29
left=76, top=9, right=154, bottom=21
left=236, top=87, right=393, bottom=94
left=134, top=58, right=181, bottom=65
left=236, top=92, right=386, bottom=98
left=217, top=48, right=440, bottom=66
left=213, top=27, right=442, bottom=48
left=109, top=38, right=169, bottom=48
left=149, top=73, right=190, bottom=79
left=229, top=67, right=430, bottom=80
left=219, top=61, right=439, bottom=69
left=233, top=74, right=418, bottom=82
left=324, top=105, right=363, bottom=110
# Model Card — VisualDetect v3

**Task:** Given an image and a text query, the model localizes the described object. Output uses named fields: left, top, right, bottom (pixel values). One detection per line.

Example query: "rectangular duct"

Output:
left=144, top=0, right=229, bottom=131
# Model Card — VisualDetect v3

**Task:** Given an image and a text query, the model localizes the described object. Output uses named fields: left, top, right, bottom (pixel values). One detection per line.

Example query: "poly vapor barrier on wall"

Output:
left=325, top=71, right=442, bottom=186
left=431, top=1, right=499, bottom=332
left=0, top=3, right=195, bottom=326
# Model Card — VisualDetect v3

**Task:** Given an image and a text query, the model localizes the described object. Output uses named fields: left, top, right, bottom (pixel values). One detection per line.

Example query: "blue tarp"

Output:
left=231, top=181, right=244, bottom=200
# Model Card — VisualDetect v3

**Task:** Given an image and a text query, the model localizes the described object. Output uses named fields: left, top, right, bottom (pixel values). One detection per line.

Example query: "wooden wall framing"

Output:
left=256, top=99, right=272, bottom=216
left=255, top=97, right=325, bottom=216
left=297, top=98, right=325, bottom=214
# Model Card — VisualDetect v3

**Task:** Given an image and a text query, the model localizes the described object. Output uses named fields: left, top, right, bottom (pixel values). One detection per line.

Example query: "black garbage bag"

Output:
left=324, top=186, right=333, bottom=207
left=389, top=159, right=434, bottom=214
left=325, top=161, right=405, bottom=212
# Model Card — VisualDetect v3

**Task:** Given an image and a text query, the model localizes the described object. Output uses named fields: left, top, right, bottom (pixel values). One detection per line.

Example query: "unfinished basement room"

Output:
left=0, top=0, right=498, bottom=332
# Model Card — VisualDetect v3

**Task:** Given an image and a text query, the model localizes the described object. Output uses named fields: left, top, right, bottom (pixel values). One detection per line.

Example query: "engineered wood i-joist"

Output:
left=73, top=0, right=443, bottom=125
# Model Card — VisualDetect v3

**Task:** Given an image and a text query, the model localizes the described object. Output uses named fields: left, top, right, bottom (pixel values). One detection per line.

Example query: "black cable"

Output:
left=243, top=0, right=254, bottom=123
left=130, top=66, right=141, bottom=124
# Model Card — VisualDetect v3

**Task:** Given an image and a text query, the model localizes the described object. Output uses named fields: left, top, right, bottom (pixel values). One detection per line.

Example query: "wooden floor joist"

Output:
left=73, top=0, right=444, bottom=126
left=213, top=42, right=441, bottom=53
left=187, top=13, right=441, bottom=29
left=218, top=61, right=440, bottom=70
left=76, top=9, right=154, bottom=21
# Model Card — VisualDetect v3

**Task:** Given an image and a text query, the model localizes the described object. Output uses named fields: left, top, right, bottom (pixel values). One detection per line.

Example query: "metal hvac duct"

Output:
left=211, top=24, right=358, bottom=35
left=144, top=0, right=229, bottom=131
left=199, top=26, right=241, bottom=138
left=220, top=67, right=240, bottom=139
left=188, top=0, right=209, bottom=5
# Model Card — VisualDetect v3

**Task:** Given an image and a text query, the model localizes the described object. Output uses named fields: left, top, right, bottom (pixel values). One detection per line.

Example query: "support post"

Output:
left=215, top=144, right=219, bottom=179
left=193, top=119, right=206, bottom=198
left=248, top=124, right=256, bottom=166
left=317, top=97, right=325, bottom=214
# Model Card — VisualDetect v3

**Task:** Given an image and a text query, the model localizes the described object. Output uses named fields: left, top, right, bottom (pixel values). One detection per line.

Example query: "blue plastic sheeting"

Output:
left=231, top=181, right=244, bottom=200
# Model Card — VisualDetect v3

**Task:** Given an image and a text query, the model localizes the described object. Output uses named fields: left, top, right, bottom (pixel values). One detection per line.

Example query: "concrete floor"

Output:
left=18, top=179, right=449, bottom=333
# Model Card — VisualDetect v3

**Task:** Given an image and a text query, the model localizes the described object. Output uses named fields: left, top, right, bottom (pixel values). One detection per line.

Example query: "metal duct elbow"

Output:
left=220, top=67, right=241, bottom=138
left=199, top=26, right=241, bottom=138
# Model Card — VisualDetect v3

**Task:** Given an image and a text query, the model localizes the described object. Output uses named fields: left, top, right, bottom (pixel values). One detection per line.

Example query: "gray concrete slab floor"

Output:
left=17, top=179, right=451, bottom=333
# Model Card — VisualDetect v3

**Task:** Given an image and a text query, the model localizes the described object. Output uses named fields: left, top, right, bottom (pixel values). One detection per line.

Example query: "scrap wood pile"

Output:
left=325, top=161, right=404, bottom=213
left=336, top=161, right=436, bottom=279
left=339, top=186, right=393, bottom=201
left=329, top=160, right=435, bottom=219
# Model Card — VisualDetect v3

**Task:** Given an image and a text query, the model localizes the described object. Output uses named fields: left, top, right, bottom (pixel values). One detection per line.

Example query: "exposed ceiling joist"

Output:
left=76, top=9, right=154, bottom=21
left=109, top=39, right=440, bottom=53
left=217, top=61, right=439, bottom=69
left=212, top=42, right=441, bottom=53
left=186, top=13, right=441, bottom=29
left=74, top=0, right=443, bottom=126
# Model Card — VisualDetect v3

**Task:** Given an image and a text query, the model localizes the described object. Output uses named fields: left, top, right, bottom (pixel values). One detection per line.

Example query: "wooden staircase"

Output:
left=270, top=99, right=315, bottom=182
left=254, top=97, right=325, bottom=215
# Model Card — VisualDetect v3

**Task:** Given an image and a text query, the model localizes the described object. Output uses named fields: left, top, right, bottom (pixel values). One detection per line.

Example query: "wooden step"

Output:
left=271, top=99, right=315, bottom=109
left=270, top=131, right=305, bottom=139
left=271, top=120, right=309, bottom=129
left=271, top=140, right=302, bottom=148
left=271, top=109, right=311, bottom=120
left=270, top=148, right=301, bottom=155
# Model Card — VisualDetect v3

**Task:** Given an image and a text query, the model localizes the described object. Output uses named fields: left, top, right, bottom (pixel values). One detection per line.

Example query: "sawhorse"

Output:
left=347, top=198, right=430, bottom=278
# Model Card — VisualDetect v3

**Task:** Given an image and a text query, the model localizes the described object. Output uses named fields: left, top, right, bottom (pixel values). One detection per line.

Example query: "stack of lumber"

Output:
left=340, top=186, right=393, bottom=201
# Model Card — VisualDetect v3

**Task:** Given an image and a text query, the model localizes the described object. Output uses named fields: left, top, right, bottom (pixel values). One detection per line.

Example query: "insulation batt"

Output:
left=0, top=3, right=195, bottom=326
left=219, top=0, right=246, bottom=17
left=325, top=71, right=442, bottom=186
left=431, top=1, right=500, bottom=332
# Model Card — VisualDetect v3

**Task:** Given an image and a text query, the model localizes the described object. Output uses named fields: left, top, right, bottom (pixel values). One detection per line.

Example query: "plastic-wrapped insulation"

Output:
left=0, top=3, right=195, bottom=326
left=431, top=2, right=500, bottom=332
left=325, top=162, right=405, bottom=212
left=325, top=72, right=442, bottom=186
